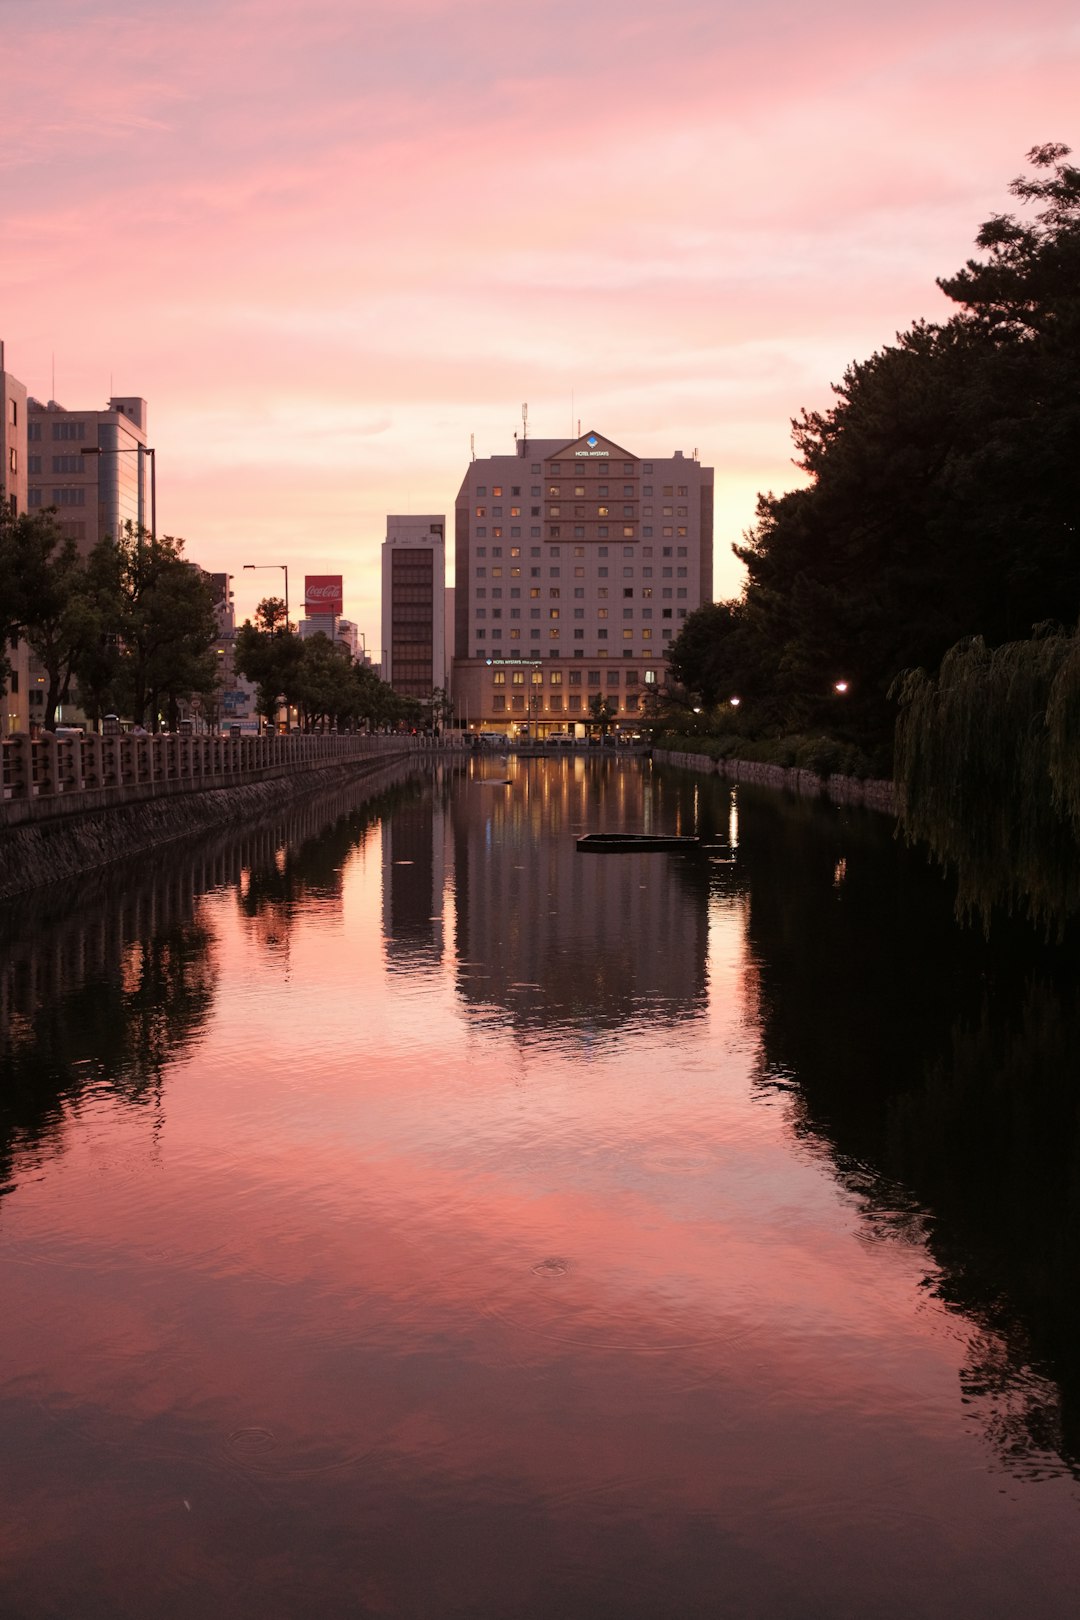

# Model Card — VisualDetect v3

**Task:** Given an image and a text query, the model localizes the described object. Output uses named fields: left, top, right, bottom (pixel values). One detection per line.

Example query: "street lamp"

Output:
left=833, top=679, right=850, bottom=695
left=80, top=443, right=156, bottom=540
left=243, top=563, right=289, bottom=628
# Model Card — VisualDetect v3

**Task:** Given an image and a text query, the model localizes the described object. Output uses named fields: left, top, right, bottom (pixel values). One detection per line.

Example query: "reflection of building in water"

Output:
left=450, top=757, right=708, bottom=1035
left=381, top=777, right=450, bottom=974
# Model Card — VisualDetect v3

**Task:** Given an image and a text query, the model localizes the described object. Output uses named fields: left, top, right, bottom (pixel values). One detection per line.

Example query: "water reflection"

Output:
left=0, top=767, right=429, bottom=1201
left=448, top=755, right=710, bottom=1039
left=734, top=784, right=1080, bottom=1479
left=2, top=762, right=1080, bottom=1615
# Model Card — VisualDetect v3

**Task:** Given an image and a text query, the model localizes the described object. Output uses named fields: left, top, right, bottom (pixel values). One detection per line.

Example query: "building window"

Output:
left=493, top=485, right=502, bottom=496
left=550, top=694, right=563, bottom=711
left=51, top=421, right=86, bottom=441
left=549, top=526, right=560, bottom=538
left=475, top=507, right=485, bottom=517
left=51, top=488, right=86, bottom=505
left=493, top=671, right=505, bottom=684
left=512, top=695, right=525, bottom=711
left=27, top=421, right=42, bottom=442
left=493, top=695, right=506, bottom=711
left=27, top=454, right=42, bottom=473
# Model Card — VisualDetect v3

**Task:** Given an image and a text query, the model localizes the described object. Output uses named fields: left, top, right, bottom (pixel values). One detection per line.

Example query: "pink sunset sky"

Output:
left=3, top=0, right=1078, bottom=646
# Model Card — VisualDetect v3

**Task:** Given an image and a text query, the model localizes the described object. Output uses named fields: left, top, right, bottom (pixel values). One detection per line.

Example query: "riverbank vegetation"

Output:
left=662, top=143, right=1080, bottom=919
left=0, top=512, right=218, bottom=731
left=234, top=597, right=424, bottom=733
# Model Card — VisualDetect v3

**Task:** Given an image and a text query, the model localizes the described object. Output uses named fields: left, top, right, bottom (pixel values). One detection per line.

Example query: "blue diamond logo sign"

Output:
left=586, top=434, right=598, bottom=448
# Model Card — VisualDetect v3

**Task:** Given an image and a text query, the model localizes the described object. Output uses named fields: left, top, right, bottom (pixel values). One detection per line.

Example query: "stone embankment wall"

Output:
left=0, top=737, right=459, bottom=900
left=652, top=748, right=897, bottom=816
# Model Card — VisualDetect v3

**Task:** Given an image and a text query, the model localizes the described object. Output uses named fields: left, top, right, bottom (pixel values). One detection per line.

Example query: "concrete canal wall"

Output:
left=652, top=747, right=897, bottom=815
left=0, top=733, right=461, bottom=900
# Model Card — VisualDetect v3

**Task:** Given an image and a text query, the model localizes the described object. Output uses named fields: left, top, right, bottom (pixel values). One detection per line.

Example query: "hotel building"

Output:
left=452, top=430, right=713, bottom=734
left=381, top=514, right=447, bottom=700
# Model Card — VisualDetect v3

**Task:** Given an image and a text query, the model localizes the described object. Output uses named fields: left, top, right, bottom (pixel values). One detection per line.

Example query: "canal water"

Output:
left=2, top=756, right=1080, bottom=1619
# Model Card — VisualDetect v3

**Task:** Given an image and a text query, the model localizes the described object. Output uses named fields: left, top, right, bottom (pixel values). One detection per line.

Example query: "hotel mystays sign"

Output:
left=305, top=575, right=343, bottom=615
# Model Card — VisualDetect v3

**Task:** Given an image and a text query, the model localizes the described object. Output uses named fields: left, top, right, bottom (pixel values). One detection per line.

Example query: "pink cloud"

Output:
left=2, top=0, right=1077, bottom=622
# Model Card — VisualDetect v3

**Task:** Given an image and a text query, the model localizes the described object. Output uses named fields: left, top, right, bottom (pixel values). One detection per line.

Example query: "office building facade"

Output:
left=1, top=341, right=30, bottom=734
left=26, top=394, right=150, bottom=555
left=381, top=515, right=446, bottom=700
left=452, top=430, right=713, bottom=733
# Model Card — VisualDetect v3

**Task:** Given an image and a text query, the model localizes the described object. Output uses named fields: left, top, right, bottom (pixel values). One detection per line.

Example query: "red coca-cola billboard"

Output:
left=304, top=574, right=343, bottom=616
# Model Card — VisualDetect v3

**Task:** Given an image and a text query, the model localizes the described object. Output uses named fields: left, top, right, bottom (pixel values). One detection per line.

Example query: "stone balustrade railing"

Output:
left=1, top=731, right=462, bottom=826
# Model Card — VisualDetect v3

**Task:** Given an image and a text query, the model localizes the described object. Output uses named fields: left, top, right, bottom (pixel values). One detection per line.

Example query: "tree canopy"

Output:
left=669, top=144, right=1080, bottom=764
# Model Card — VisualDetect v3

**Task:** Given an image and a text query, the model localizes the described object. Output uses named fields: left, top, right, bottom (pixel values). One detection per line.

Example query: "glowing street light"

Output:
left=729, top=696, right=741, bottom=707
left=833, top=679, right=850, bottom=695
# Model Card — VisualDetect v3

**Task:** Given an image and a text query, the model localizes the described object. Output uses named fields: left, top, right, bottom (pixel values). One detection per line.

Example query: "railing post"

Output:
left=37, top=732, right=59, bottom=797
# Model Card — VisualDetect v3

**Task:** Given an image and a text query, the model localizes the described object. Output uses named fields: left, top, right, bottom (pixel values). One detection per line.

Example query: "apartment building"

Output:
left=452, top=429, right=713, bottom=733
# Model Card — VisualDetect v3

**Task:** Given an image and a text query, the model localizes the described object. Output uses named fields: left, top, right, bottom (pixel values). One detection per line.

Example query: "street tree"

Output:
left=588, top=693, right=617, bottom=738
left=235, top=599, right=305, bottom=727
left=0, top=509, right=94, bottom=728
left=92, top=524, right=218, bottom=730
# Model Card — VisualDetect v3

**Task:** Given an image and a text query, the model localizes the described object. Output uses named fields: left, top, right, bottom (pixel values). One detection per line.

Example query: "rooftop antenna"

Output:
left=470, top=432, right=475, bottom=462
left=521, top=401, right=528, bottom=457
left=51, top=352, right=55, bottom=402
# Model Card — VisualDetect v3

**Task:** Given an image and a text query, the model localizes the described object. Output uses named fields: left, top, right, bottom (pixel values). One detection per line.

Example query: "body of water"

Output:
left=2, top=756, right=1080, bottom=1618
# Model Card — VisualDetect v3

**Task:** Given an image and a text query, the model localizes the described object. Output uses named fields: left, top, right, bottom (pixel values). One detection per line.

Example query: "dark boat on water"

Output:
left=576, top=832, right=701, bottom=853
